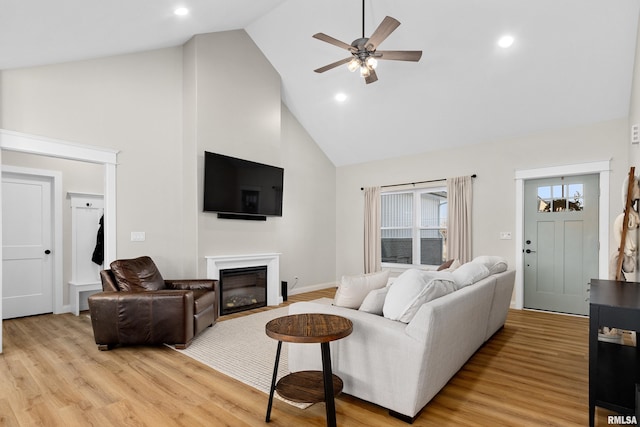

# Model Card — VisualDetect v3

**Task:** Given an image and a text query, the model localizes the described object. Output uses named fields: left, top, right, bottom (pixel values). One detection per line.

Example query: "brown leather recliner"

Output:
left=88, top=256, right=218, bottom=351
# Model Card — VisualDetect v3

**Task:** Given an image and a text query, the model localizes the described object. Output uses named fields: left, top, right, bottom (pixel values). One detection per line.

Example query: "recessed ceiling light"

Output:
left=498, top=35, right=515, bottom=48
left=335, top=93, right=347, bottom=102
left=174, top=7, right=189, bottom=16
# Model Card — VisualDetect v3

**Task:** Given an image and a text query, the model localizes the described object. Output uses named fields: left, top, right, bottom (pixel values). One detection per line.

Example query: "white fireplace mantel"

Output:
left=205, top=253, right=282, bottom=306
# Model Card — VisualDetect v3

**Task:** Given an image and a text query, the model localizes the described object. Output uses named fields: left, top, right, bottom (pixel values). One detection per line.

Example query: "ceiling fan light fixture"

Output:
left=347, top=58, right=361, bottom=72
left=312, top=4, right=422, bottom=84
left=366, top=57, right=378, bottom=69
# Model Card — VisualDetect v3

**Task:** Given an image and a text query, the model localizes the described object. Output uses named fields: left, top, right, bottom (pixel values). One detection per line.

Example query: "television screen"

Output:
left=203, top=151, right=284, bottom=217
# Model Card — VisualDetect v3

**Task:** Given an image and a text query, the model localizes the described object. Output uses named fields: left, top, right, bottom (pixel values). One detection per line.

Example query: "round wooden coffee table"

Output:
left=265, top=313, right=353, bottom=427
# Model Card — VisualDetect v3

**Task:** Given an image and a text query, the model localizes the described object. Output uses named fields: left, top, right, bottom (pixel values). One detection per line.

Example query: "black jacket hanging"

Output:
left=92, top=215, right=104, bottom=265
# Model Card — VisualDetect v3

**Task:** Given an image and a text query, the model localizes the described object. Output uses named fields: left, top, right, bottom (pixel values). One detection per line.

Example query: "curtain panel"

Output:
left=446, top=176, right=473, bottom=263
left=363, top=186, right=382, bottom=273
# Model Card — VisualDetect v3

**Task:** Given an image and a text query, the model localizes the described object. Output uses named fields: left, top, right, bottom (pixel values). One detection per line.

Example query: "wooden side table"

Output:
left=265, top=313, right=353, bottom=427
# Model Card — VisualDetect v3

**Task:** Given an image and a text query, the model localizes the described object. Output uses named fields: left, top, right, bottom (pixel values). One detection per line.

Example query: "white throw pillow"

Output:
left=451, top=262, right=491, bottom=288
left=382, top=269, right=456, bottom=323
left=358, top=286, right=390, bottom=315
left=334, top=270, right=390, bottom=309
left=471, top=255, right=508, bottom=274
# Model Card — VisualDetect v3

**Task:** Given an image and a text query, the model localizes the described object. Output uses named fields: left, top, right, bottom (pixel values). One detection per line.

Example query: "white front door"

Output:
left=2, top=172, right=54, bottom=319
left=523, top=174, right=599, bottom=315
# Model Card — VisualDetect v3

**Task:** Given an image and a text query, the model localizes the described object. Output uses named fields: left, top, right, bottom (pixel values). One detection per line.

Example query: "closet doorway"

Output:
left=0, top=129, right=118, bottom=352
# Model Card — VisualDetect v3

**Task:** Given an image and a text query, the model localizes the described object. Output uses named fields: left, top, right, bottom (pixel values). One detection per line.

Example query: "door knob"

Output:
left=44, top=250, right=51, bottom=254
left=525, top=249, right=536, bottom=254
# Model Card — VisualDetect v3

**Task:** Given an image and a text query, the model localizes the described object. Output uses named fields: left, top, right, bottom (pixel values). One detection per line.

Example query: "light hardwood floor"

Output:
left=0, top=288, right=618, bottom=426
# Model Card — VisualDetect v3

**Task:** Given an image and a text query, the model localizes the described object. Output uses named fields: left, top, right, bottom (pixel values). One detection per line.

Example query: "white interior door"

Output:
left=523, top=174, right=599, bottom=315
left=2, top=172, right=53, bottom=319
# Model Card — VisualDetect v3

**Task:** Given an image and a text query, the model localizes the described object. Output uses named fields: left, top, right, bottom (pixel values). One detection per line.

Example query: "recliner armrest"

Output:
left=88, top=290, right=195, bottom=348
left=165, top=279, right=217, bottom=291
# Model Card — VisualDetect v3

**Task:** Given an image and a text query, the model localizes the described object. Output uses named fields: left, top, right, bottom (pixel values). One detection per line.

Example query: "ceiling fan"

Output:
left=313, top=0, right=422, bottom=84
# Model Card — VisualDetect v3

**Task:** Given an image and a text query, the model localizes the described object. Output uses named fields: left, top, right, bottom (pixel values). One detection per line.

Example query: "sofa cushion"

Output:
left=382, top=269, right=456, bottom=323
left=358, top=286, right=390, bottom=315
left=451, top=262, right=490, bottom=289
left=110, top=256, right=166, bottom=291
left=334, top=270, right=389, bottom=309
left=472, top=255, right=508, bottom=274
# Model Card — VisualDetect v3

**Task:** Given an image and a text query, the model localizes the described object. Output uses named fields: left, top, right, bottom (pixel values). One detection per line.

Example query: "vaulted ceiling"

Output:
left=1, top=0, right=639, bottom=166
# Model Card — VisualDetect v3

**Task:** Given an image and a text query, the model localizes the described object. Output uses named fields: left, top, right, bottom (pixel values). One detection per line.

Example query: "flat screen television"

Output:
left=203, top=151, right=284, bottom=218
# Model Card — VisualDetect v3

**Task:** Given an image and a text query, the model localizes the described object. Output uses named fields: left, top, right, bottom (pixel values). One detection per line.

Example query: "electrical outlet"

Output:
left=633, top=124, right=640, bottom=144
left=499, top=232, right=512, bottom=240
left=131, top=231, right=146, bottom=242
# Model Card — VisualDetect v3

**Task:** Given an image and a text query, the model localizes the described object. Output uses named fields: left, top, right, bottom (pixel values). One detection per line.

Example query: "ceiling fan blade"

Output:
left=314, top=57, right=353, bottom=73
left=366, top=16, right=400, bottom=51
left=313, top=33, right=355, bottom=51
left=376, top=50, right=423, bottom=62
left=365, top=69, right=378, bottom=84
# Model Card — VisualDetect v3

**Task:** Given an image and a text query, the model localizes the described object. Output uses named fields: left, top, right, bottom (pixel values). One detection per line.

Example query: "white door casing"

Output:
left=0, top=129, right=118, bottom=352
left=514, top=160, right=610, bottom=310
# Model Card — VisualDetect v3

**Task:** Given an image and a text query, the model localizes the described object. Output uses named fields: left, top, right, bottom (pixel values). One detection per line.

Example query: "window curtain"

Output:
left=363, top=186, right=381, bottom=273
left=446, top=176, right=472, bottom=264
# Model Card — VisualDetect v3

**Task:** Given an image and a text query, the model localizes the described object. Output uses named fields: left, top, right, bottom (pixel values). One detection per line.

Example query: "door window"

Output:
left=536, top=183, right=584, bottom=212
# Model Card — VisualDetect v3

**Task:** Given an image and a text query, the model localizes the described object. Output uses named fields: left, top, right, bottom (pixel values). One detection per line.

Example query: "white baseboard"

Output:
left=287, top=281, right=337, bottom=296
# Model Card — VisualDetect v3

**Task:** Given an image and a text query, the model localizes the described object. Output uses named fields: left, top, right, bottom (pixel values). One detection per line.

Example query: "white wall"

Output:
left=1, top=28, right=629, bottom=298
left=187, top=31, right=283, bottom=271
left=0, top=47, right=186, bottom=276
left=0, top=31, right=337, bottom=292
left=623, top=9, right=640, bottom=276
left=336, top=119, right=629, bottom=278
left=629, top=7, right=640, bottom=167
left=279, top=104, right=337, bottom=291
left=185, top=30, right=337, bottom=289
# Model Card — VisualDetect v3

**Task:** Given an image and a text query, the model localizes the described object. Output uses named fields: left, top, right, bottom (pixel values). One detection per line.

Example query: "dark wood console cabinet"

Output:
left=589, top=279, right=640, bottom=426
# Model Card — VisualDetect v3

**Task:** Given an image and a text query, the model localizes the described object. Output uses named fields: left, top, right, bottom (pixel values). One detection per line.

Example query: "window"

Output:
left=381, top=187, right=447, bottom=266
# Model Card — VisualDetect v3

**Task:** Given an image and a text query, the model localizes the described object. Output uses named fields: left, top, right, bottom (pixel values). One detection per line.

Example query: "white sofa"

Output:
left=287, top=267, right=516, bottom=422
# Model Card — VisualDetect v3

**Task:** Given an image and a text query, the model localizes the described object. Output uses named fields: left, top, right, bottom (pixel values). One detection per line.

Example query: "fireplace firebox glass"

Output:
left=219, top=266, right=267, bottom=315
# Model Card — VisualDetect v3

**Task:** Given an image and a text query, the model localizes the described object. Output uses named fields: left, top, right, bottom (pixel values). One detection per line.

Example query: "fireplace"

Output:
left=219, top=266, right=267, bottom=315
left=206, top=253, right=282, bottom=309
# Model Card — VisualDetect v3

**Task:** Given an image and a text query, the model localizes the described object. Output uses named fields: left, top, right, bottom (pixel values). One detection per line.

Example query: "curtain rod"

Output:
left=360, top=174, right=476, bottom=191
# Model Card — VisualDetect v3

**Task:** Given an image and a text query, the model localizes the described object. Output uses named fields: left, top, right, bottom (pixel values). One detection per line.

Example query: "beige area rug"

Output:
left=170, top=305, right=313, bottom=408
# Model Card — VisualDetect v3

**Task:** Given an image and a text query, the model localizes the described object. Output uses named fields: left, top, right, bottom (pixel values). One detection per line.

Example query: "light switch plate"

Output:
left=131, top=231, right=146, bottom=242
left=499, top=232, right=512, bottom=240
